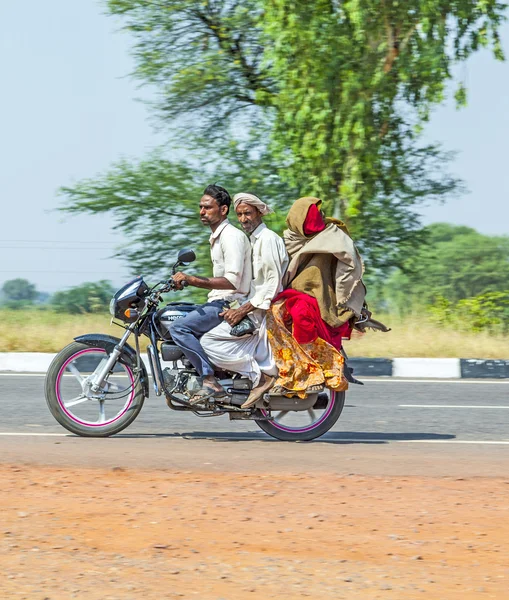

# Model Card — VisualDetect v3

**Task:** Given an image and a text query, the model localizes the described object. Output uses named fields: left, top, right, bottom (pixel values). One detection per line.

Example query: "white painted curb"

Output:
left=0, top=352, right=57, bottom=373
left=0, top=352, right=150, bottom=373
left=393, top=358, right=461, bottom=379
left=0, top=353, right=503, bottom=379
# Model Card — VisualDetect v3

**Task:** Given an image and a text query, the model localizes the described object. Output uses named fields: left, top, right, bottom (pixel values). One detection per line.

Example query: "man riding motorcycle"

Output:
left=169, top=184, right=251, bottom=399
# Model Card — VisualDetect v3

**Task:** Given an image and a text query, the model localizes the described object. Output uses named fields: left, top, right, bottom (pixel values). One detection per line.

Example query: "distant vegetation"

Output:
left=4, top=222, right=508, bottom=335
left=1, top=222, right=509, bottom=357
left=1, top=309, right=509, bottom=358
left=366, top=223, right=509, bottom=335
left=1, top=279, right=115, bottom=314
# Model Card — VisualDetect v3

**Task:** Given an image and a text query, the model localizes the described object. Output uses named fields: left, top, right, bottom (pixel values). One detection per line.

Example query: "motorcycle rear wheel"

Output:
left=45, top=341, right=145, bottom=437
left=255, top=391, right=345, bottom=442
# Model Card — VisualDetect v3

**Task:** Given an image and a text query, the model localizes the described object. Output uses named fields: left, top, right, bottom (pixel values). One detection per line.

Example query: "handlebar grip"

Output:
left=181, top=280, right=189, bottom=287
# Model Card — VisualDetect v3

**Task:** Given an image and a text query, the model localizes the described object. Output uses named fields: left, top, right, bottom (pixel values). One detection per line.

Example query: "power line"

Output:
left=0, top=246, right=120, bottom=251
left=1, top=239, right=118, bottom=245
left=0, top=270, right=130, bottom=275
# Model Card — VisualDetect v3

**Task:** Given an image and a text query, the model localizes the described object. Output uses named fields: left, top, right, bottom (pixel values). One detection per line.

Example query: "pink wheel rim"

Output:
left=260, top=392, right=336, bottom=433
left=55, top=347, right=135, bottom=427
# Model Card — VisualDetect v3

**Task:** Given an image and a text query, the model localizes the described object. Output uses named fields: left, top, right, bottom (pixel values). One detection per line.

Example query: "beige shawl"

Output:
left=283, top=197, right=366, bottom=327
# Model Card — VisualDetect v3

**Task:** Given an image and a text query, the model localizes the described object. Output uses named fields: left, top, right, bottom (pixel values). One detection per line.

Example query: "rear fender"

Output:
left=74, top=333, right=149, bottom=398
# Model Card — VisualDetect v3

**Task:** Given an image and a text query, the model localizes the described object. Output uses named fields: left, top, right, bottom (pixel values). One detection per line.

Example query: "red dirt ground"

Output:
left=1, top=465, right=508, bottom=599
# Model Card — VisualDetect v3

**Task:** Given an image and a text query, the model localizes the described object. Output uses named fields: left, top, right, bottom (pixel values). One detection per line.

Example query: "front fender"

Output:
left=74, top=333, right=149, bottom=398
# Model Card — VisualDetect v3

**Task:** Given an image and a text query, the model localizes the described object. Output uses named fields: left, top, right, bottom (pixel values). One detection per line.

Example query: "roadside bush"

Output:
left=427, top=291, right=509, bottom=334
left=51, top=281, right=115, bottom=314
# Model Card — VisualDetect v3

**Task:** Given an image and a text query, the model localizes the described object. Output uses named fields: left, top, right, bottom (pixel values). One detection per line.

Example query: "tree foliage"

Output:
left=380, top=223, right=509, bottom=313
left=59, top=1, right=507, bottom=279
left=264, top=1, right=505, bottom=211
left=108, top=0, right=272, bottom=132
left=60, top=149, right=298, bottom=280
left=2, top=278, right=38, bottom=304
left=455, top=291, right=509, bottom=333
left=51, top=281, right=116, bottom=314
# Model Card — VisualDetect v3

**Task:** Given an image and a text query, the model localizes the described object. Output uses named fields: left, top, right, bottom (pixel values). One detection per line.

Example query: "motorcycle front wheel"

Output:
left=45, top=341, right=145, bottom=437
left=255, top=391, right=345, bottom=442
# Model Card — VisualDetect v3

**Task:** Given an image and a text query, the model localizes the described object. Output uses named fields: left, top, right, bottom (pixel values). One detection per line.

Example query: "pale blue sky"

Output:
left=1, top=2, right=508, bottom=293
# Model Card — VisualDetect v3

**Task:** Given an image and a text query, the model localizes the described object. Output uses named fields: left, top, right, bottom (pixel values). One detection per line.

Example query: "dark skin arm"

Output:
left=173, top=271, right=235, bottom=291
left=173, top=272, right=253, bottom=326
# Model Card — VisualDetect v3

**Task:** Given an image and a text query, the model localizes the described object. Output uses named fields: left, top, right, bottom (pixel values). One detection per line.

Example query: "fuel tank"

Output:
left=154, top=302, right=198, bottom=341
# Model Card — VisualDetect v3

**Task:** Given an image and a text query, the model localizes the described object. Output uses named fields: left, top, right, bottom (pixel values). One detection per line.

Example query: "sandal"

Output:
left=189, top=385, right=226, bottom=405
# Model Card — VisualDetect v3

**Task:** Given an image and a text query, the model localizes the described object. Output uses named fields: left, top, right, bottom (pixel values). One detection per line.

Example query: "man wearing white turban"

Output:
left=233, top=192, right=274, bottom=216
left=201, top=193, right=289, bottom=407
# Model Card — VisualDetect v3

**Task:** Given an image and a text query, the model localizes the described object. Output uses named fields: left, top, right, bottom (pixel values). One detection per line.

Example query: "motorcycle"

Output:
left=45, top=249, right=351, bottom=442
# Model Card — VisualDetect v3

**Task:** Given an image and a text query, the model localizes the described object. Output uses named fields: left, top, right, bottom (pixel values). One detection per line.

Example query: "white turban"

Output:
left=233, top=192, right=274, bottom=216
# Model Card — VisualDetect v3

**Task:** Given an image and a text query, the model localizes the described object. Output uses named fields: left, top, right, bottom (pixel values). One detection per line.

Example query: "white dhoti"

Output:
left=201, top=309, right=277, bottom=386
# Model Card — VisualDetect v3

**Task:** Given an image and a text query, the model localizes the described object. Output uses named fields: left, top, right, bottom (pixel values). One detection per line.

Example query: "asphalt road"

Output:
left=1, top=374, right=508, bottom=476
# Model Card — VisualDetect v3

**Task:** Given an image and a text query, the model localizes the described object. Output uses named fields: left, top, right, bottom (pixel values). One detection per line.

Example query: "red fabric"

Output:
left=303, top=203, right=326, bottom=235
left=274, top=289, right=352, bottom=351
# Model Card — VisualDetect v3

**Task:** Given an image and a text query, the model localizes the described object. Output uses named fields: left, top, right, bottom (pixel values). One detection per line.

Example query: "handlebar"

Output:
left=145, top=273, right=192, bottom=306
left=156, top=277, right=189, bottom=295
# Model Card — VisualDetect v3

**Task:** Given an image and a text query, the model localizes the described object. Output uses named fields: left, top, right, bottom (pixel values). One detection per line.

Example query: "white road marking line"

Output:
left=0, top=373, right=55, bottom=377
left=0, top=432, right=508, bottom=444
left=0, top=432, right=69, bottom=437
left=2, top=373, right=509, bottom=385
left=364, top=379, right=509, bottom=384
left=396, top=440, right=509, bottom=445
left=400, top=404, right=509, bottom=409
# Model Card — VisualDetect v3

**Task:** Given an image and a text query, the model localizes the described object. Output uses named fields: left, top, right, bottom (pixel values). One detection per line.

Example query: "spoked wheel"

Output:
left=255, top=391, right=345, bottom=441
left=45, top=342, right=145, bottom=437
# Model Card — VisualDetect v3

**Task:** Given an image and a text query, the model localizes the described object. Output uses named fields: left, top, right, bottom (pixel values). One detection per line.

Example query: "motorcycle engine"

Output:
left=162, top=367, right=179, bottom=394
left=162, top=368, right=202, bottom=397
left=184, top=374, right=202, bottom=397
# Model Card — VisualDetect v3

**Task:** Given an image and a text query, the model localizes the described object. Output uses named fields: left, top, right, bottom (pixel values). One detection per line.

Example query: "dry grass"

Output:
left=0, top=310, right=149, bottom=353
left=1, top=310, right=509, bottom=358
left=346, top=314, right=509, bottom=358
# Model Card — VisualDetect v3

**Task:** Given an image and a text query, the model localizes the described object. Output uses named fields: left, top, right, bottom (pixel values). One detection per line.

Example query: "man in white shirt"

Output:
left=201, top=193, right=289, bottom=407
left=170, top=185, right=251, bottom=397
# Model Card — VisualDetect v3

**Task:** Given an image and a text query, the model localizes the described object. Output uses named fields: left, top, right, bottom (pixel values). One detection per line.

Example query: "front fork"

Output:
left=90, top=322, right=137, bottom=392
left=146, top=320, right=165, bottom=396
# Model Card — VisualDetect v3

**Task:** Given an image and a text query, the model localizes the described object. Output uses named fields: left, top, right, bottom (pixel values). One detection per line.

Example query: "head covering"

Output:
left=282, top=196, right=366, bottom=327
left=285, top=197, right=322, bottom=236
left=233, top=192, right=274, bottom=216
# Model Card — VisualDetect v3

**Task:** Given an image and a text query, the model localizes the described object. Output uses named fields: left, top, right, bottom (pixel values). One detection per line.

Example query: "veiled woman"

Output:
left=267, top=197, right=386, bottom=397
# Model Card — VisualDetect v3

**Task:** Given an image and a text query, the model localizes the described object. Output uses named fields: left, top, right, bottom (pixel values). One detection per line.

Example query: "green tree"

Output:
left=51, top=281, right=116, bottom=314
left=61, top=1, right=506, bottom=278
left=263, top=1, right=504, bottom=215
left=2, top=278, right=38, bottom=304
left=107, top=0, right=272, bottom=133
left=381, top=223, right=509, bottom=312
left=60, top=149, right=298, bottom=281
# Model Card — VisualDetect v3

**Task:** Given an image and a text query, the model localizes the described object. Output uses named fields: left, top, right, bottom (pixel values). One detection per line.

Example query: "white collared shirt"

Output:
left=208, top=219, right=252, bottom=302
left=248, top=223, right=289, bottom=310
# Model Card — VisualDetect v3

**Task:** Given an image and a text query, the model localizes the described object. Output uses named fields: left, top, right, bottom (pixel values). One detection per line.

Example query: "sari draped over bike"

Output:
left=265, top=197, right=365, bottom=397
left=267, top=295, right=349, bottom=398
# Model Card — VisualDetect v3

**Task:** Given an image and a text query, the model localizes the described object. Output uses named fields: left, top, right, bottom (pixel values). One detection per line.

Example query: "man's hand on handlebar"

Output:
left=172, top=271, right=190, bottom=290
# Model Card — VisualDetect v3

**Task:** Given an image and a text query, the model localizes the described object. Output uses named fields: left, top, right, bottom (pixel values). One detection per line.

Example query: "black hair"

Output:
left=203, top=184, right=231, bottom=214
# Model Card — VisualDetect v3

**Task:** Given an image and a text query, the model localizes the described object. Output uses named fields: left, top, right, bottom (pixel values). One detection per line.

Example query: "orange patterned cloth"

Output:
left=267, top=299, right=349, bottom=398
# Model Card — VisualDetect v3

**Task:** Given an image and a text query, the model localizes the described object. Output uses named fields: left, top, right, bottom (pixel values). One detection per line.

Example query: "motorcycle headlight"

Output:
left=109, top=297, right=116, bottom=317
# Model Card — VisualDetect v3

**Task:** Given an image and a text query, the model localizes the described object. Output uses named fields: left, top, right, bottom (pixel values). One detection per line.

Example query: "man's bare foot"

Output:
left=202, top=375, right=224, bottom=394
